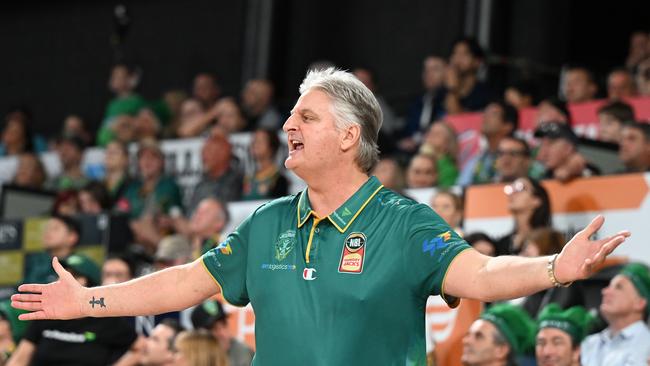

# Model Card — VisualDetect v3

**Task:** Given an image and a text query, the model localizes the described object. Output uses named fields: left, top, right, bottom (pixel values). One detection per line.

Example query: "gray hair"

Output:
left=299, top=68, right=383, bottom=174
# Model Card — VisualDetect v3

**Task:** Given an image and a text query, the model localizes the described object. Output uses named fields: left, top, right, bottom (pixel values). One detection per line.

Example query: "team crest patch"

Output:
left=338, top=232, right=366, bottom=274
left=275, top=230, right=296, bottom=261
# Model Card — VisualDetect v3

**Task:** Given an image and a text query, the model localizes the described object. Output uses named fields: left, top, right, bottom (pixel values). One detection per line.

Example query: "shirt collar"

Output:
left=603, top=320, right=647, bottom=341
left=297, top=176, right=383, bottom=233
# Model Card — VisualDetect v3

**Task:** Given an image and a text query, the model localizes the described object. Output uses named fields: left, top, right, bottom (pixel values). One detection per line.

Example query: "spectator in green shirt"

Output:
left=97, top=63, right=147, bottom=147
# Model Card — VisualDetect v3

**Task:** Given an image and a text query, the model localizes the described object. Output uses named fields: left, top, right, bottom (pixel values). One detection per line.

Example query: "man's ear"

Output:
left=341, top=124, right=361, bottom=152
left=493, top=343, right=510, bottom=361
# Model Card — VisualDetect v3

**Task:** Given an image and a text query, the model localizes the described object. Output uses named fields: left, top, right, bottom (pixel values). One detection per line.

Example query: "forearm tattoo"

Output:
left=89, top=296, right=106, bottom=308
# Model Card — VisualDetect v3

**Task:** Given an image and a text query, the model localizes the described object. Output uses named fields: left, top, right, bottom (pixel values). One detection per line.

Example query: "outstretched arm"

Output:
left=11, top=257, right=219, bottom=321
left=444, top=215, right=630, bottom=302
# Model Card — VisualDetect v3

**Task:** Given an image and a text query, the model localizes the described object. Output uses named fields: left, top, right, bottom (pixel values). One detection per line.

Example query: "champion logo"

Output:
left=303, top=268, right=317, bottom=281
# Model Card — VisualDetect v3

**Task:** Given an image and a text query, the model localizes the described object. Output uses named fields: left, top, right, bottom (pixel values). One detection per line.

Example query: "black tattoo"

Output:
left=89, top=296, right=106, bottom=308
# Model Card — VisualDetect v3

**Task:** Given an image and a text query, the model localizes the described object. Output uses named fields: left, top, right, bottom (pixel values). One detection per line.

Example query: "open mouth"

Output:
left=289, top=139, right=304, bottom=151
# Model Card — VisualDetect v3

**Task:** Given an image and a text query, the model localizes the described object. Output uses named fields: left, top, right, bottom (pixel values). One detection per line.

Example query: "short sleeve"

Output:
left=402, top=204, right=471, bottom=306
left=201, top=213, right=252, bottom=306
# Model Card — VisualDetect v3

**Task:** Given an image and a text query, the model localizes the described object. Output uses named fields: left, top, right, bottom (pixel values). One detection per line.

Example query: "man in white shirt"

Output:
left=581, top=263, right=650, bottom=366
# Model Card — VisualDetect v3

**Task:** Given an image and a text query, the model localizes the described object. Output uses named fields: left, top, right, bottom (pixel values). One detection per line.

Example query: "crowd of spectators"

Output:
left=1, top=29, right=650, bottom=366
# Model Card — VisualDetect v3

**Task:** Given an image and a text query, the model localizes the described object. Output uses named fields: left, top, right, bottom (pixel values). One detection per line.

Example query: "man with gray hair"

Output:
left=12, top=68, right=630, bottom=366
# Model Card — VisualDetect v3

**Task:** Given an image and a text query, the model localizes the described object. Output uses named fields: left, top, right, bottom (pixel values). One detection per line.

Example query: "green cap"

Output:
left=620, top=263, right=650, bottom=315
left=537, top=304, right=596, bottom=344
left=60, top=254, right=101, bottom=287
left=480, top=303, right=537, bottom=355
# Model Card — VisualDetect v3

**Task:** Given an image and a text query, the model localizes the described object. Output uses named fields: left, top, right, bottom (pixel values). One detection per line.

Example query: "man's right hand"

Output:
left=11, top=257, right=87, bottom=321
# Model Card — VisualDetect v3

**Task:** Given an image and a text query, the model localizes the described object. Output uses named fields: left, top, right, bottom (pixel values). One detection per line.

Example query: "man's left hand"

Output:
left=554, top=215, right=630, bottom=283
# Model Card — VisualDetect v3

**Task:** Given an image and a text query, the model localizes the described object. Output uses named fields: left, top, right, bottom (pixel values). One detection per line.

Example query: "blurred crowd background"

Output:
left=1, top=1, right=650, bottom=365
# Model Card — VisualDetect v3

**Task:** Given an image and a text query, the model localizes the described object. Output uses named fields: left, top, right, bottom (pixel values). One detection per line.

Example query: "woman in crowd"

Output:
left=430, top=190, right=464, bottom=236
left=464, top=232, right=497, bottom=256
left=242, top=128, right=288, bottom=200
left=12, top=153, right=47, bottom=190
left=51, top=190, right=80, bottom=216
left=518, top=228, right=567, bottom=317
left=419, top=121, right=459, bottom=187
left=173, top=329, right=228, bottom=366
left=372, top=156, right=406, bottom=194
left=497, top=177, right=551, bottom=255
left=0, top=114, right=38, bottom=157
left=103, top=141, right=133, bottom=203
left=405, top=153, right=438, bottom=189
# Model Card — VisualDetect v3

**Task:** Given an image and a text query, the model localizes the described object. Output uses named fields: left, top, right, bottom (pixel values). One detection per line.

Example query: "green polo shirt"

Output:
left=202, top=176, right=471, bottom=366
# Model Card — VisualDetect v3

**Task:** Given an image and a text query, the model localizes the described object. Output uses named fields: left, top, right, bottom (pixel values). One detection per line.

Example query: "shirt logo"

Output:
left=216, top=241, right=232, bottom=255
left=303, top=268, right=317, bottom=280
left=275, top=230, right=296, bottom=261
left=422, top=231, right=451, bottom=260
left=338, top=232, right=366, bottom=274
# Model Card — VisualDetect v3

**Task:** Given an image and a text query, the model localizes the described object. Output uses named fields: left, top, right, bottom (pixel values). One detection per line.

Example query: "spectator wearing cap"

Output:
left=534, top=121, right=599, bottom=181
left=581, top=263, right=650, bottom=366
left=461, top=303, right=536, bottom=366
left=191, top=300, right=254, bottom=366
left=7, top=255, right=137, bottom=366
left=535, top=98, right=572, bottom=128
left=119, top=139, right=183, bottom=251
left=619, top=121, right=650, bottom=173
left=186, top=130, right=243, bottom=215
left=23, top=214, right=81, bottom=284
left=45, top=134, right=89, bottom=192
left=535, top=304, right=596, bottom=366
left=562, top=66, right=598, bottom=104
left=442, top=38, right=491, bottom=115
left=597, top=101, right=635, bottom=143
left=457, top=100, right=518, bottom=186
left=154, top=234, right=192, bottom=270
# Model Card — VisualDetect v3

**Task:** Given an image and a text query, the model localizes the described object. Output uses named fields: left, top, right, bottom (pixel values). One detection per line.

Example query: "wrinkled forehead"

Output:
left=292, top=89, right=334, bottom=115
